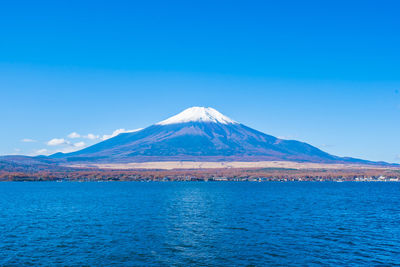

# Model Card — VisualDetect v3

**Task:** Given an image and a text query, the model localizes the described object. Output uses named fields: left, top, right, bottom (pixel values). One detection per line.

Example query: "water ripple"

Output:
left=0, top=182, right=399, bottom=265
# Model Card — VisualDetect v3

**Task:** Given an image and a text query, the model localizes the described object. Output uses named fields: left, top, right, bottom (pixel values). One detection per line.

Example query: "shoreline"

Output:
left=67, top=160, right=398, bottom=170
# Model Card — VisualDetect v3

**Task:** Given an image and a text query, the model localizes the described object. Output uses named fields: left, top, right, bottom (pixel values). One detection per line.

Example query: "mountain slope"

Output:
left=51, top=107, right=380, bottom=164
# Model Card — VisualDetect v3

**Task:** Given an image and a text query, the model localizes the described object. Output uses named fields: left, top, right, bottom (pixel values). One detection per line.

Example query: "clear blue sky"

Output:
left=1, top=0, right=399, bottom=162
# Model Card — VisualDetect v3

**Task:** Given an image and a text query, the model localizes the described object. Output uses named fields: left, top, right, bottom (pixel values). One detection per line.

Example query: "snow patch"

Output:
left=157, top=107, right=237, bottom=125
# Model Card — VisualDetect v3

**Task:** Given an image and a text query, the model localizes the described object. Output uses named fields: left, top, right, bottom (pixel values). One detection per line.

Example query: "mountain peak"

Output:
left=156, top=107, right=237, bottom=125
left=53, top=106, right=379, bottom=166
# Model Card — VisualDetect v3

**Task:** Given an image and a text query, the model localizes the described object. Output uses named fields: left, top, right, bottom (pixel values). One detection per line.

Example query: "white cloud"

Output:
left=33, top=148, right=50, bottom=156
left=102, top=129, right=126, bottom=140
left=277, top=135, right=296, bottom=140
left=8, top=148, right=22, bottom=155
left=31, top=146, right=83, bottom=156
left=47, top=138, right=69, bottom=146
left=57, top=147, right=81, bottom=153
left=68, top=132, right=81, bottom=139
left=102, top=128, right=143, bottom=140
left=85, top=133, right=100, bottom=140
left=21, top=138, right=37, bottom=143
left=25, top=128, right=142, bottom=156
left=73, top=141, right=86, bottom=148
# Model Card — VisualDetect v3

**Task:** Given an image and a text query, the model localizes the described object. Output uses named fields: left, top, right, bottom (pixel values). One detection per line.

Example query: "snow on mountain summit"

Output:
left=156, top=107, right=237, bottom=125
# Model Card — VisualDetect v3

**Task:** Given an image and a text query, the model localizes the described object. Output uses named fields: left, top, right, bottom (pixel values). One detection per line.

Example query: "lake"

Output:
left=0, top=182, right=399, bottom=265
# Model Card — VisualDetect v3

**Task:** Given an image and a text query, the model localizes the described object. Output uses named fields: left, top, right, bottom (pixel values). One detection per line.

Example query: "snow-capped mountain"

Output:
left=157, top=107, right=237, bottom=125
left=51, top=107, right=374, bottom=164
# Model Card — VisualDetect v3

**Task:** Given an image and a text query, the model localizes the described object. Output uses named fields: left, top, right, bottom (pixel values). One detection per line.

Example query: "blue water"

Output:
left=0, top=182, right=399, bottom=266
